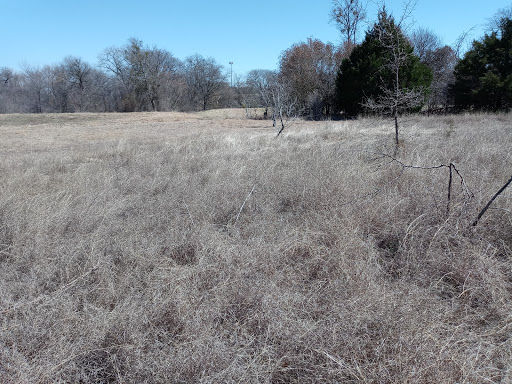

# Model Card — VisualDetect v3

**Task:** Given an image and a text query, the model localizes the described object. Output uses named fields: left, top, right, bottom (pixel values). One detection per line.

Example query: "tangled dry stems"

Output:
left=0, top=112, right=511, bottom=383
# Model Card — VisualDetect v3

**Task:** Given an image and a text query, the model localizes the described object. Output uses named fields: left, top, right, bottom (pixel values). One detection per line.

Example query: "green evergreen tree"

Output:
left=336, top=8, right=431, bottom=117
left=453, top=18, right=512, bottom=111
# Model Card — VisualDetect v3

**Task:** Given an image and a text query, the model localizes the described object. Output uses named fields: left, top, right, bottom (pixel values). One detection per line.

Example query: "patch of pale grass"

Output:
left=0, top=111, right=511, bottom=383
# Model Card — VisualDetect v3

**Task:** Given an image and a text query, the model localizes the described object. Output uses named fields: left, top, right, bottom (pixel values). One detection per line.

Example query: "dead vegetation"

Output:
left=0, top=111, right=511, bottom=383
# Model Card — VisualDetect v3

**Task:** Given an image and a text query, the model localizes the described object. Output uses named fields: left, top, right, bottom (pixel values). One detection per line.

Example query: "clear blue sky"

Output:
left=2, top=0, right=510, bottom=77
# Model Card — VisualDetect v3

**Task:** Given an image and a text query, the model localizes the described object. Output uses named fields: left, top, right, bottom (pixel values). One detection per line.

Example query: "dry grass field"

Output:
left=0, top=110, right=511, bottom=383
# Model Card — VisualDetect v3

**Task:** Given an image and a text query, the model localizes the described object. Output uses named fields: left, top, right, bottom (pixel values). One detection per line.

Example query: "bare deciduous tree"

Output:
left=410, top=27, right=442, bottom=62
left=100, top=38, right=180, bottom=111
left=22, top=65, right=52, bottom=113
left=246, top=69, right=275, bottom=111
left=0, top=67, right=10, bottom=114
left=270, top=75, right=297, bottom=136
left=246, top=69, right=297, bottom=135
left=246, top=69, right=276, bottom=121
left=63, top=57, right=92, bottom=112
left=410, top=29, right=458, bottom=113
left=363, top=6, right=430, bottom=146
left=183, top=54, right=225, bottom=111
left=230, top=73, right=262, bottom=117
left=0, top=67, right=21, bottom=113
left=47, top=65, right=71, bottom=112
left=486, top=4, right=512, bottom=37
left=330, top=0, right=367, bottom=45
left=0, top=67, right=12, bottom=84
left=424, top=45, right=457, bottom=113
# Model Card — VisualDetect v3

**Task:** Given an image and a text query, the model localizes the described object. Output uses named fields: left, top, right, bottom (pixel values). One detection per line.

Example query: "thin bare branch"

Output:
left=472, top=175, right=512, bottom=226
left=377, top=153, right=474, bottom=215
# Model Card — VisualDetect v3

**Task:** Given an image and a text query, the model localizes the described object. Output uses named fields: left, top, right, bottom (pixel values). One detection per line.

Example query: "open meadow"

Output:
left=0, top=110, right=511, bottom=383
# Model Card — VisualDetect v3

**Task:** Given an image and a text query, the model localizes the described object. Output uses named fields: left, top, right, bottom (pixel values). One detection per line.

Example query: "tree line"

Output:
left=1, top=2, right=511, bottom=116
left=0, top=38, right=230, bottom=114
left=334, top=1, right=512, bottom=118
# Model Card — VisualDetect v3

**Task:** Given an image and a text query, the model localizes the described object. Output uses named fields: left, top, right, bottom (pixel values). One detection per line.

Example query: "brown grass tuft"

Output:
left=0, top=111, right=511, bottom=383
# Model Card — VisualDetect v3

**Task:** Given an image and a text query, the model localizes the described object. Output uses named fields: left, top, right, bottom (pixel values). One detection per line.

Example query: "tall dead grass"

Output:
left=0, top=112, right=511, bottom=383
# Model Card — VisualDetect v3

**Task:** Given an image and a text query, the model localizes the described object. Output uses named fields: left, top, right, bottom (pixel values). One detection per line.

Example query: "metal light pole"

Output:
left=229, top=61, right=233, bottom=87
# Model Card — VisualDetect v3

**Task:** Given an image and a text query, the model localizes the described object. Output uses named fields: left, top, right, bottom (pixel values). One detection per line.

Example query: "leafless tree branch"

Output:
left=472, top=175, right=512, bottom=226
left=330, top=0, right=367, bottom=45
left=376, top=153, right=473, bottom=215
